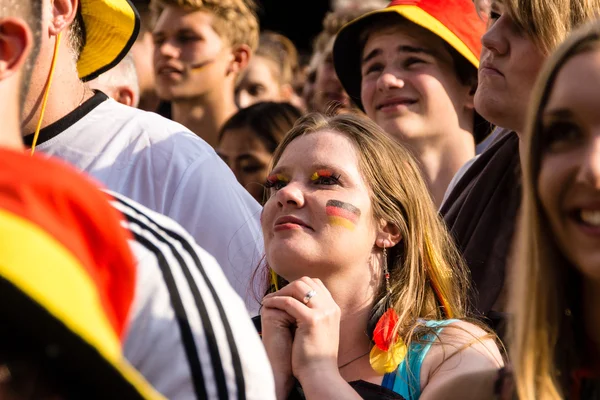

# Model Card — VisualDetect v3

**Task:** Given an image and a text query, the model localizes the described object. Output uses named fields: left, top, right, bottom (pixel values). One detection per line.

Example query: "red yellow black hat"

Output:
left=77, top=0, right=140, bottom=81
left=0, top=149, right=164, bottom=399
left=333, top=0, right=485, bottom=111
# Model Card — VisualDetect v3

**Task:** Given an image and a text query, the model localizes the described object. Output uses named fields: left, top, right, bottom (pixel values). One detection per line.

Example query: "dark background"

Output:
left=133, top=0, right=332, bottom=58
left=256, top=0, right=331, bottom=56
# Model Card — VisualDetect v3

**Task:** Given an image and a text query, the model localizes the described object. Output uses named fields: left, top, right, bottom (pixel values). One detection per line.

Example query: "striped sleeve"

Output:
left=108, top=191, right=275, bottom=400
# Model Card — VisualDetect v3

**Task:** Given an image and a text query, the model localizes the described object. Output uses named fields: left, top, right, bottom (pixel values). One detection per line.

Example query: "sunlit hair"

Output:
left=150, top=0, right=259, bottom=51
left=482, top=0, right=600, bottom=54
left=261, top=111, right=472, bottom=341
left=511, top=20, right=600, bottom=400
left=256, top=31, right=300, bottom=87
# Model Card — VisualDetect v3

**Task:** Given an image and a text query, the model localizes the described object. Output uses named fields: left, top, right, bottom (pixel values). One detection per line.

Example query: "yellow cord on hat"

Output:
left=30, top=32, right=62, bottom=155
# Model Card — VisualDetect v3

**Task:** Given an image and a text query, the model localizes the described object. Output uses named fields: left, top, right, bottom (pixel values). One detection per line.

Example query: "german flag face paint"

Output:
left=326, top=200, right=361, bottom=230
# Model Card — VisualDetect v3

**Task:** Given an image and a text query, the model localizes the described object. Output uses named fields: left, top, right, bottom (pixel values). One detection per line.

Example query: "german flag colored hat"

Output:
left=77, top=0, right=140, bottom=81
left=0, top=149, right=164, bottom=399
left=333, top=0, right=485, bottom=111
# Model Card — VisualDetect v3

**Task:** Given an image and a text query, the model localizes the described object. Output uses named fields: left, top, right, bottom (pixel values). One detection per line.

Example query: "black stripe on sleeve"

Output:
left=113, top=196, right=246, bottom=400
left=129, top=231, right=208, bottom=400
left=164, top=228, right=247, bottom=400
left=122, top=212, right=229, bottom=400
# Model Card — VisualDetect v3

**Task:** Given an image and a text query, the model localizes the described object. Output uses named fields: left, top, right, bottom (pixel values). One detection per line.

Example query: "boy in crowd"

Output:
left=151, top=0, right=259, bottom=147
left=333, top=0, right=489, bottom=207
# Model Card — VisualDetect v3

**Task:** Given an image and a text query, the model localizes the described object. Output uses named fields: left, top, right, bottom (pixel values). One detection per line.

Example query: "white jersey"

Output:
left=109, top=191, right=275, bottom=400
left=25, top=92, right=263, bottom=314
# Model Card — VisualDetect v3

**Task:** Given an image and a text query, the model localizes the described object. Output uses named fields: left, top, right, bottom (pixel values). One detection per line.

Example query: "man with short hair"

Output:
left=89, top=53, right=141, bottom=107
left=21, top=0, right=264, bottom=315
left=151, top=0, right=259, bottom=146
left=0, top=2, right=275, bottom=399
left=333, top=0, right=489, bottom=207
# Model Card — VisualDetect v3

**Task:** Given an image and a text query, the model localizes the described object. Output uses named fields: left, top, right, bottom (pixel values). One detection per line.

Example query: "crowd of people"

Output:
left=2, top=0, right=600, bottom=398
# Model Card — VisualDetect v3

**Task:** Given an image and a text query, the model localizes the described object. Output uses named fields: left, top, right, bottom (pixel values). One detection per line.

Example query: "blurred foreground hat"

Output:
left=0, top=149, right=164, bottom=399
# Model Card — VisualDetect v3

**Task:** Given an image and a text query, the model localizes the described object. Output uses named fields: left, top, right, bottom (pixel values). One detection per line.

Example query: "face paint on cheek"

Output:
left=326, top=200, right=361, bottom=231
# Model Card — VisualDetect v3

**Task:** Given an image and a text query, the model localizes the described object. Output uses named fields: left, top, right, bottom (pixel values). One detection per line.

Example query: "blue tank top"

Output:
left=381, top=319, right=459, bottom=400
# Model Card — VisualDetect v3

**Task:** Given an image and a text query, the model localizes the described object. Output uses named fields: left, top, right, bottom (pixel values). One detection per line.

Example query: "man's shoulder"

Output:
left=108, top=190, right=222, bottom=269
left=89, top=100, right=214, bottom=157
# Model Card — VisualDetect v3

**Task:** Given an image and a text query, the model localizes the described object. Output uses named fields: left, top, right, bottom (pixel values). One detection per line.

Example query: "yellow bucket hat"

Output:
left=77, top=0, right=140, bottom=81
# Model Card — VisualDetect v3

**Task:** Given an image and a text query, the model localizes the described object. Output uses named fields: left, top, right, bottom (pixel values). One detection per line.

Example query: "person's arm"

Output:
left=418, top=320, right=504, bottom=400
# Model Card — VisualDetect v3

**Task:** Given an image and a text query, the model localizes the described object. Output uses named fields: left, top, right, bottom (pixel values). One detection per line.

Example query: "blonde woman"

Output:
left=255, top=112, right=502, bottom=399
left=509, top=20, right=600, bottom=399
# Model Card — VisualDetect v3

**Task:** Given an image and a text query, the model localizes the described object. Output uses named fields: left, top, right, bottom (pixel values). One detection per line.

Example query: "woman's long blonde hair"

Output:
left=511, top=21, right=600, bottom=400
left=261, top=112, right=471, bottom=340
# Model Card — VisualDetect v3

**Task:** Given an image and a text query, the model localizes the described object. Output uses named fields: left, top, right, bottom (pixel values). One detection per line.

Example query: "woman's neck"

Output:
left=323, top=274, right=380, bottom=382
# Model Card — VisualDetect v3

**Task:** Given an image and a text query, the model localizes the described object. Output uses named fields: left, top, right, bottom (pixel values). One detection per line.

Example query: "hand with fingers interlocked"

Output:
left=261, top=276, right=342, bottom=399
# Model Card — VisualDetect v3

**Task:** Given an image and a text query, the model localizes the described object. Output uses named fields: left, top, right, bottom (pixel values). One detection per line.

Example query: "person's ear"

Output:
left=464, top=75, right=478, bottom=111
left=374, top=219, right=402, bottom=249
left=0, top=18, right=32, bottom=81
left=114, top=86, right=136, bottom=107
left=49, top=0, right=79, bottom=36
left=227, top=44, right=251, bottom=76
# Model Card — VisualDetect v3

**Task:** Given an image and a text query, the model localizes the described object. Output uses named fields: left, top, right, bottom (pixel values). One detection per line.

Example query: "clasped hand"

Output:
left=261, top=277, right=341, bottom=398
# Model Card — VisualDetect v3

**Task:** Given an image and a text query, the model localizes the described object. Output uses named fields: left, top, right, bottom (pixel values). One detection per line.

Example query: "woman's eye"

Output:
left=265, top=178, right=287, bottom=190
left=241, top=164, right=263, bottom=174
left=543, top=121, right=582, bottom=151
left=313, top=174, right=341, bottom=186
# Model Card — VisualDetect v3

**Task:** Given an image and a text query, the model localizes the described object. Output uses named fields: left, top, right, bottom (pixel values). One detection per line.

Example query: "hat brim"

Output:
left=77, top=0, right=140, bottom=82
left=0, top=210, right=163, bottom=399
left=333, top=5, right=480, bottom=112
left=0, top=279, right=161, bottom=399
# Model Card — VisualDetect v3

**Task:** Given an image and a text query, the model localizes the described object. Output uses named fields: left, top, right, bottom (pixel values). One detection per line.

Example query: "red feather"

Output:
left=373, top=308, right=399, bottom=351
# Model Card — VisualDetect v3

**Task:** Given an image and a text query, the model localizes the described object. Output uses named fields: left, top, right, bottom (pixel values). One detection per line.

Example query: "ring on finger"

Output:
left=303, top=289, right=317, bottom=304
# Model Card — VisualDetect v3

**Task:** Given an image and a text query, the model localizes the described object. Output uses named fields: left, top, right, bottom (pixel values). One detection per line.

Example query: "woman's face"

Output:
left=261, top=130, right=378, bottom=282
left=235, top=56, right=283, bottom=108
left=474, top=0, right=546, bottom=133
left=538, top=50, right=600, bottom=280
left=217, top=127, right=273, bottom=203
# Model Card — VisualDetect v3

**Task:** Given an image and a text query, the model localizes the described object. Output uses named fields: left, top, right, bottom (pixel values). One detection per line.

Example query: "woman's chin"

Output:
left=268, top=250, right=323, bottom=280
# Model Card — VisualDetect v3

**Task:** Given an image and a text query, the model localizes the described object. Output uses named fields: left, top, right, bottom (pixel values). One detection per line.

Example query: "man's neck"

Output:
left=407, top=131, right=476, bottom=208
left=171, top=93, right=237, bottom=148
left=22, top=52, right=93, bottom=136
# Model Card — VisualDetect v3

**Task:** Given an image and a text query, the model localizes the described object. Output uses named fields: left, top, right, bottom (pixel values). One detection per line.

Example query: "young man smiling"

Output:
left=333, top=0, right=488, bottom=207
left=151, top=0, right=258, bottom=147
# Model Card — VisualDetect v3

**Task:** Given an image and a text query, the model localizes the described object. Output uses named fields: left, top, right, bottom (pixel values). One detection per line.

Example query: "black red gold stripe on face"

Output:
left=326, top=200, right=361, bottom=230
